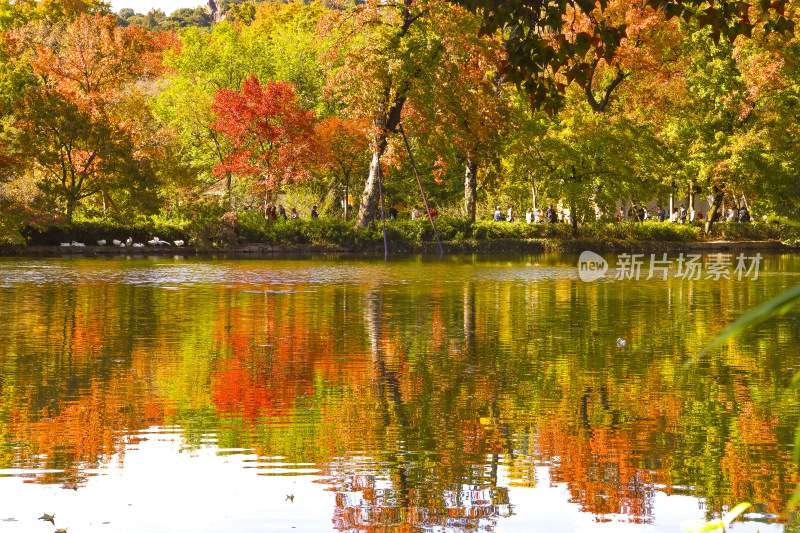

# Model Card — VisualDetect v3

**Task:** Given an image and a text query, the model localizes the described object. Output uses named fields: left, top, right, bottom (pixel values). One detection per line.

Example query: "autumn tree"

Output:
left=15, top=88, right=147, bottom=219
left=211, top=74, right=318, bottom=215
left=7, top=14, right=170, bottom=221
left=322, top=0, right=445, bottom=228
left=315, top=117, right=370, bottom=219
left=661, top=25, right=800, bottom=230
left=155, top=23, right=270, bottom=205
left=447, top=0, right=792, bottom=112
left=404, top=3, right=509, bottom=221
left=0, top=0, right=108, bottom=31
left=156, top=5, right=325, bottom=208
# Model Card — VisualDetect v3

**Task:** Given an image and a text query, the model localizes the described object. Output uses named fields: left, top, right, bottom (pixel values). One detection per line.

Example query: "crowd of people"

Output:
left=262, top=201, right=756, bottom=224
left=494, top=205, right=571, bottom=224
left=264, top=204, right=319, bottom=220
left=490, top=203, right=756, bottom=225
left=613, top=204, right=753, bottom=224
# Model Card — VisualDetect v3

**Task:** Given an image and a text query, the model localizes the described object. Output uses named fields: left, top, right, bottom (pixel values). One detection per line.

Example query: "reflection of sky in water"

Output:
left=0, top=433, right=783, bottom=532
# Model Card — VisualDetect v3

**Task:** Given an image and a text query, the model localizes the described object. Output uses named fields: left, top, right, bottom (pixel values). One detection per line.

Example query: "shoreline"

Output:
left=1, top=239, right=796, bottom=258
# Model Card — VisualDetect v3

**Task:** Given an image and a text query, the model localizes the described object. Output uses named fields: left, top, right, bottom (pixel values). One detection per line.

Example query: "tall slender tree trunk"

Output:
left=669, top=191, right=674, bottom=221
left=704, top=186, right=724, bottom=235
left=464, top=158, right=477, bottom=222
left=344, top=181, right=349, bottom=220
left=570, top=200, right=578, bottom=236
left=226, top=172, right=233, bottom=210
left=357, top=143, right=386, bottom=228
left=66, top=198, right=75, bottom=225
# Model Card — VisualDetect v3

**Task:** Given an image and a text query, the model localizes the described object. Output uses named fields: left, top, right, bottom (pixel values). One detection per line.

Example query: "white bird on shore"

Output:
left=174, top=240, right=184, bottom=247
left=71, top=241, right=85, bottom=247
left=60, top=242, right=71, bottom=247
left=126, top=237, right=133, bottom=246
left=97, top=239, right=106, bottom=246
left=132, top=242, right=144, bottom=248
left=119, top=243, right=126, bottom=248
left=112, top=239, right=122, bottom=246
left=148, top=237, right=170, bottom=246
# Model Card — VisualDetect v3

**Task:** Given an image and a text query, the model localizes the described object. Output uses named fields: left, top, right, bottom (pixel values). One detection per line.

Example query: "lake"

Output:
left=0, top=253, right=799, bottom=532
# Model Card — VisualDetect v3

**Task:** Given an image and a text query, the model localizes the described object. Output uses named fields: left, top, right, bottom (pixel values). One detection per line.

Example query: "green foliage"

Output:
left=17, top=215, right=785, bottom=248
left=160, top=8, right=210, bottom=29
left=116, top=8, right=166, bottom=30
left=707, top=221, right=786, bottom=241
left=585, top=222, right=702, bottom=242
left=473, top=220, right=572, bottom=240
left=173, top=200, right=237, bottom=247
left=0, top=201, right=25, bottom=244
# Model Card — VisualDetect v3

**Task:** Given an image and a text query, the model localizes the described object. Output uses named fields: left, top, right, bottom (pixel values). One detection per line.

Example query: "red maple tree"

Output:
left=211, top=75, right=318, bottom=197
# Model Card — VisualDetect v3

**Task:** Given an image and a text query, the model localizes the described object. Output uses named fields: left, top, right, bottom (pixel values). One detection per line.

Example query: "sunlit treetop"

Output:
left=0, top=0, right=109, bottom=30
left=447, top=0, right=794, bottom=113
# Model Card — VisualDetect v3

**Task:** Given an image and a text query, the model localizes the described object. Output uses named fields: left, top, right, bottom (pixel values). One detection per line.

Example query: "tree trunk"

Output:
left=65, top=198, right=76, bottom=225
left=344, top=181, right=349, bottom=220
left=669, top=191, right=674, bottom=221
left=704, top=186, right=724, bottom=235
left=570, top=200, right=578, bottom=236
left=263, top=189, right=277, bottom=227
left=464, top=158, right=477, bottom=222
left=357, top=138, right=387, bottom=228
left=226, top=172, right=233, bottom=211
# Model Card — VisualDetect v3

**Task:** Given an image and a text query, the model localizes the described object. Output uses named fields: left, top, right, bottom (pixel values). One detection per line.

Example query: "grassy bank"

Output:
left=15, top=211, right=800, bottom=250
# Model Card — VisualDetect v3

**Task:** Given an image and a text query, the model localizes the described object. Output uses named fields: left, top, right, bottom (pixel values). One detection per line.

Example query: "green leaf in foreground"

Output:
left=681, top=503, right=751, bottom=532
left=692, top=284, right=800, bottom=363
left=788, top=484, right=800, bottom=509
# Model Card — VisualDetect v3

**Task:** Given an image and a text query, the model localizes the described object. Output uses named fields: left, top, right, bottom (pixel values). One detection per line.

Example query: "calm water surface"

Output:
left=1, top=253, right=799, bottom=533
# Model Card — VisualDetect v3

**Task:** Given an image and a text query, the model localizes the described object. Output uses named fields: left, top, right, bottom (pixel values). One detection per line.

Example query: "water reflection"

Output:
left=0, top=255, right=798, bottom=532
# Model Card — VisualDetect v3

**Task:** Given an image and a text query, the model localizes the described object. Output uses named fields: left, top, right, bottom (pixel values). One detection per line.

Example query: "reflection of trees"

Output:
left=0, top=262, right=797, bottom=524
left=323, top=286, right=512, bottom=531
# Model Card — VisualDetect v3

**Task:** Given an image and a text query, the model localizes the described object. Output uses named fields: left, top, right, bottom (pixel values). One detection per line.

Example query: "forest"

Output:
left=1, top=0, right=799, bottom=245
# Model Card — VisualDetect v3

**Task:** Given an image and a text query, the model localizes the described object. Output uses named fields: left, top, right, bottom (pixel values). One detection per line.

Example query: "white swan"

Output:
left=174, top=240, right=185, bottom=247
left=71, top=241, right=85, bottom=247
left=97, top=239, right=106, bottom=246
left=126, top=237, right=133, bottom=246
left=60, top=242, right=71, bottom=247
left=112, top=239, right=122, bottom=246
left=132, top=243, right=144, bottom=248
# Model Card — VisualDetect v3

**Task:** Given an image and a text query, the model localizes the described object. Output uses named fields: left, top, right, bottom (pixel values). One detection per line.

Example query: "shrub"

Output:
left=578, top=222, right=701, bottom=242
left=21, top=214, right=188, bottom=245
left=301, top=219, right=357, bottom=246
left=708, top=221, right=785, bottom=241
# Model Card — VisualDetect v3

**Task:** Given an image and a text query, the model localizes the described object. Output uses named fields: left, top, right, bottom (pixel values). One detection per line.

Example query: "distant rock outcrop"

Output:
left=206, top=0, right=225, bottom=22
